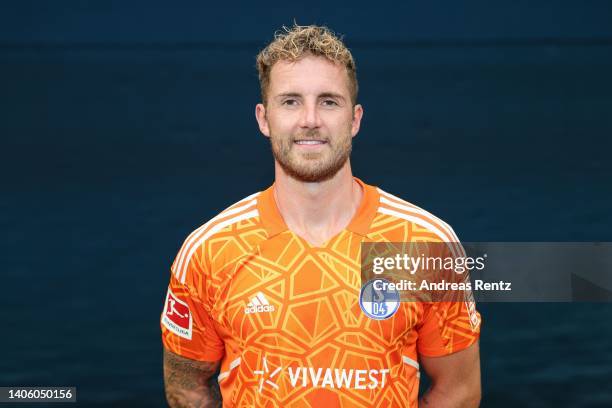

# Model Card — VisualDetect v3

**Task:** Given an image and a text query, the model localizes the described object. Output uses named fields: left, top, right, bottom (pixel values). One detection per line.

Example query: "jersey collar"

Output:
left=257, top=177, right=379, bottom=239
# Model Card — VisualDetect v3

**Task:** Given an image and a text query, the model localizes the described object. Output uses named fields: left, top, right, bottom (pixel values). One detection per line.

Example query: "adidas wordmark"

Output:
left=245, top=292, right=275, bottom=314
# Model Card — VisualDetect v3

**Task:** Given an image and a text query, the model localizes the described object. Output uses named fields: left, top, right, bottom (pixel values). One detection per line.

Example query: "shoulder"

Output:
left=372, top=186, right=461, bottom=244
left=171, top=191, right=264, bottom=284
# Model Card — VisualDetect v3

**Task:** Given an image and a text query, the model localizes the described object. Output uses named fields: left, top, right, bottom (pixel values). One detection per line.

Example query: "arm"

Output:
left=419, top=342, right=481, bottom=408
left=163, top=348, right=222, bottom=408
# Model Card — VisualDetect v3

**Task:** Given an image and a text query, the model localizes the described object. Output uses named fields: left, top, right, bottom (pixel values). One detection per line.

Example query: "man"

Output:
left=161, top=24, right=481, bottom=407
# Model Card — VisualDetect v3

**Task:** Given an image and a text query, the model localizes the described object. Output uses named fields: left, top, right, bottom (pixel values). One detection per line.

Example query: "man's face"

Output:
left=255, top=55, right=363, bottom=182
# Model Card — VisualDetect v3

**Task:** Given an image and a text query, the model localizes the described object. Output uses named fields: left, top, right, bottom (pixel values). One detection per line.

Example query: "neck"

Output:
left=273, top=161, right=363, bottom=246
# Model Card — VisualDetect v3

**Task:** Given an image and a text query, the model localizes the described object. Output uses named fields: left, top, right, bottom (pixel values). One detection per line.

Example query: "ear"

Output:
left=351, top=104, right=363, bottom=137
left=255, top=103, right=270, bottom=138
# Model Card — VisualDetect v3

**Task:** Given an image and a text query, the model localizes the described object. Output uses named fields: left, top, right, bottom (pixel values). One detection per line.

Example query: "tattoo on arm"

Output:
left=163, top=348, right=222, bottom=408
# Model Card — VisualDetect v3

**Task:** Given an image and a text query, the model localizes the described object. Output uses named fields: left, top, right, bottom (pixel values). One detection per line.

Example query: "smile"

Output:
left=294, top=140, right=327, bottom=145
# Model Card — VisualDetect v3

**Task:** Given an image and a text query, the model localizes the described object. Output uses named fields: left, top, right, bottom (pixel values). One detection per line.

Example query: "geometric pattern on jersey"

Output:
left=161, top=177, right=481, bottom=407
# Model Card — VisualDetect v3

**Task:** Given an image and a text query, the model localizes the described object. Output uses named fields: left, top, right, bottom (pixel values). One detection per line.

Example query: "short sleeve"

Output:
left=416, top=241, right=482, bottom=357
left=160, top=242, right=225, bottom=362
left=416, top=301, right=481, bottom=357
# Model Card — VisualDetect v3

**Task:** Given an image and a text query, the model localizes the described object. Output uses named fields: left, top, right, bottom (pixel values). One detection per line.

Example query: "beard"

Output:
left=269, top=128, right=353, bottom=183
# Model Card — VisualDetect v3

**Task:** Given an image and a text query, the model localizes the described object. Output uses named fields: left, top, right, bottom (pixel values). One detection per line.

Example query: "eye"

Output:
left=322, top=99, right=339, bottom=107
left=282, top=99, right=298, bottom=106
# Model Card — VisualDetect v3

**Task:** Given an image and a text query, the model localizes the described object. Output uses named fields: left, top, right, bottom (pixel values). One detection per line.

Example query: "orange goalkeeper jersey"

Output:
left=161, top=178, right=481, bottom=407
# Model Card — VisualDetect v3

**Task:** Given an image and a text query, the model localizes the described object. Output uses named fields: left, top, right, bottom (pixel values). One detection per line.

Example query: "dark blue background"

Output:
left=2, top=1, right=612, bottom=406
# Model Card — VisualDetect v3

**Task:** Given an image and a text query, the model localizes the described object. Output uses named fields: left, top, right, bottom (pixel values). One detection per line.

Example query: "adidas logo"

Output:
left=245, top=292, right=275, bottom=314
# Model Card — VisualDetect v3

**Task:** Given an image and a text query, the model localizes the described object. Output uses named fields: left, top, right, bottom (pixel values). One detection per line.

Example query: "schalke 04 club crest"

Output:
left=359, top=278, right=400, bottom=320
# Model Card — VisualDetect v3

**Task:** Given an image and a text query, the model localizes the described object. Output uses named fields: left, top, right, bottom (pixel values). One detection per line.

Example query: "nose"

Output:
left=299, top=100, right=321, bottom=129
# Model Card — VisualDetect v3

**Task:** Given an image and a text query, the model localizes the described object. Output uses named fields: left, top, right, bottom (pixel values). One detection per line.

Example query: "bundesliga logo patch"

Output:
left=359, top=279, right=400, bottom=320
left=162, top=288, right=192, bottom=339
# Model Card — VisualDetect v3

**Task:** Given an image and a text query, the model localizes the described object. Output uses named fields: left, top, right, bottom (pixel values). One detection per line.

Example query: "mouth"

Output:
left=294, top=139, right=327, bottom=146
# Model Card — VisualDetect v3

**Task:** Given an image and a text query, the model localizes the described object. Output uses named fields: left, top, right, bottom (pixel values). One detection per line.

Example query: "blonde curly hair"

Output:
left=256, top=24, right=358, bottom=105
